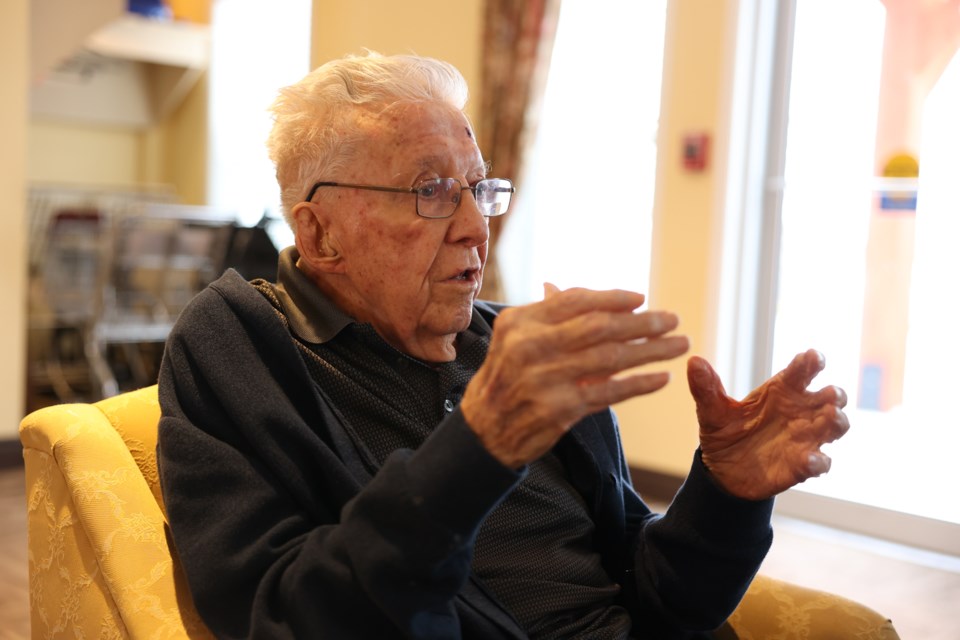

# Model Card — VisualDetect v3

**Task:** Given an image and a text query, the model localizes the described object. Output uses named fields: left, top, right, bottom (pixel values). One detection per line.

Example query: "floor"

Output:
left=0, top=469, right=29, bottom=640
left=2, top=468, right=958, bottom=639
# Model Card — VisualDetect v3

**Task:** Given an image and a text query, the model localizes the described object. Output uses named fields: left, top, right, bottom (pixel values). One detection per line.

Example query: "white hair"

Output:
left=266, top=51, right=470, bottom=226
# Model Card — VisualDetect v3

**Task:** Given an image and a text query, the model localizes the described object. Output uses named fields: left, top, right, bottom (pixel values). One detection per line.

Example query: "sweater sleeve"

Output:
left=627, top=450, right=774, bottom=636
left=157, top=281, right=523, bottom=640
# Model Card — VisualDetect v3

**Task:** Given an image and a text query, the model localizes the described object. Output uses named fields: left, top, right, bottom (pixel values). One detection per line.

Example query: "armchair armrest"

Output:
left=20, top=395, right=212, bottom=638
left=717, top=574, right=900, bottom=639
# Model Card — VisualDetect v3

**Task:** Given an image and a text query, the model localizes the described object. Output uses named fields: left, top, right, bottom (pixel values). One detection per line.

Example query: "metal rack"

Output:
left=27, top=185, right=236, bottom=408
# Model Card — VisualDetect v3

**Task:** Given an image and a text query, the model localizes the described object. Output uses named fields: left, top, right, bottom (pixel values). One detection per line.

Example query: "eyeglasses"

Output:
left=305, top=177, right=515, bottom=219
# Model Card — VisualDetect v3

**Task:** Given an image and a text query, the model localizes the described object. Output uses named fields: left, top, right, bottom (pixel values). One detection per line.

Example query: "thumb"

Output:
left=543, top=282, right=561, bottom=299
left=687, top=356, right=728, bottom=418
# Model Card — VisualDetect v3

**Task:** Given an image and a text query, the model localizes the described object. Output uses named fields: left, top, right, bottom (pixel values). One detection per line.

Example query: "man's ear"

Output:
left=292, top=201, right=344, bottom=273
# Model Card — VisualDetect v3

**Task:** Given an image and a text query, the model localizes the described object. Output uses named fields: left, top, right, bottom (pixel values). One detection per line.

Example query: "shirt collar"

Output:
left=275, top=246, right=354, bottom=344
left=274, top=245, right=495, bottom=346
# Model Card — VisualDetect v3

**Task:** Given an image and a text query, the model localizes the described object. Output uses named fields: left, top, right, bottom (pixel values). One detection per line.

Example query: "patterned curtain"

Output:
left=478, top=0, right=561, bottom=301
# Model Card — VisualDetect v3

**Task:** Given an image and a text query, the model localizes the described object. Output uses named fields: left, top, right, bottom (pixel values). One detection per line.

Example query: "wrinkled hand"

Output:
left=687, top=349, right=850, bottom=501
left=461, top=284, right=690, bottom=469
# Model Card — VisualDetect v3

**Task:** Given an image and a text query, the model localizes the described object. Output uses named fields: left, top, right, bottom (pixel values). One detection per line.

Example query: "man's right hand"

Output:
left=460, top=284, right=690, bottom=469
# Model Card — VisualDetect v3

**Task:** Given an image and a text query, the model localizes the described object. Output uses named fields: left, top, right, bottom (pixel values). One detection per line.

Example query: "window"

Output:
left=499, top=0, right=668, bottom=303
left=730, top=0, right=960, bottom=554
left=207, top=0, right=310, bottom=247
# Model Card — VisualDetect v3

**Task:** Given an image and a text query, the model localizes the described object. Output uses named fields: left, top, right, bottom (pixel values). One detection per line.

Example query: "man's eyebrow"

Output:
left=414, top=155, right=444, bottom=170
left=411, top=155, right=487, bottom=176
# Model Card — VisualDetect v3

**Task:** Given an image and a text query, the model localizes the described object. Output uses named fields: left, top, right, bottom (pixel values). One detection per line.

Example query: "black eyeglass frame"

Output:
left=304, top=178, right=515, bottom=219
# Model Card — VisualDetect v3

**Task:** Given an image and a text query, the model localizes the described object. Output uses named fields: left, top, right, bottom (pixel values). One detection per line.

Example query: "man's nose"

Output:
left=448, top=188, right=490, bottom=246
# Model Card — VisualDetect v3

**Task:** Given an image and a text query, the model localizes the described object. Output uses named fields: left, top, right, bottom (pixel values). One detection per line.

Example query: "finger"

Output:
left=686, top=356, right=729, bottom=413
left=811, top=384, right=848, bottom=409
left=811, top=405, right=850, bottom=444
left=561, top=334, right=691, bottom=382
left=781, top=349, right=826, bottom=391
left=806, top=450, right=832, bottom=477
left=551, top=309, right=681, bottom=353
left=533, top=286, right=646, bottom=322
left=579, top=370, right=672, bottom=410
left=543, top=282, right=561, bottom=299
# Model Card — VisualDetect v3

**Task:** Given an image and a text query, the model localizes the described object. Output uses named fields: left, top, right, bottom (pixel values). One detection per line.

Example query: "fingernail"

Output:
left=812, top=350, right=825, bottom=368
left=808, top=453, right=827, bottom=475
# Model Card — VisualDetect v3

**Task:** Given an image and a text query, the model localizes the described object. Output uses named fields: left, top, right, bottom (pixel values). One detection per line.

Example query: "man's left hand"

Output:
left=687, top=349, right=849, bottom=501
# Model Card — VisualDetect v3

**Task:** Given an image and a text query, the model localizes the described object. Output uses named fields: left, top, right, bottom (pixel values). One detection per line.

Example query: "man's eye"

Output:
left=417, top=181, right=440, bottom=199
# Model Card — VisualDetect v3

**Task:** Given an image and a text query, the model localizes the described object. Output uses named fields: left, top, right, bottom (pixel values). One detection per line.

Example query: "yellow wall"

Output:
left=151, top=72, right=209, bottom=205
left=29, top=73, right=208, bottom=202
left=28, top=121, right=143, bottom=186
left=0, top=0, right=29, bottom=438
left=310, top=0, right=484, bottom=123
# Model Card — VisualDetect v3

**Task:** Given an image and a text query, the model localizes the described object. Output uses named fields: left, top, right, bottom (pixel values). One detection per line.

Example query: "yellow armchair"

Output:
left=20, top=385, right=213, bottom=639
left=19, top=386, right=899, bottom=639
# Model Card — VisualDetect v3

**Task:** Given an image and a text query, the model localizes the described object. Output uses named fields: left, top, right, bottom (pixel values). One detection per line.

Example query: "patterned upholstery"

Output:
left=720, top=574, right=900, bottom=639
left=20, top=385, right=213, bottom=639
left=19, top=386, right=900, bottom=639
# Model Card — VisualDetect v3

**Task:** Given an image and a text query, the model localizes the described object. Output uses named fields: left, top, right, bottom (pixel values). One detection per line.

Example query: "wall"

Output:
left=28, top=121, right=144, bottom=186
left=310, top=0, right=484, bottom=123
left=614, top=0, right=738, bottom=476
left=29, top=75, right=208, bottom=201
left=151, top=72, right=209, bottom=205
left=27, top=0, right=211, bottom=197
left=0, top=0, right=29, bottom=438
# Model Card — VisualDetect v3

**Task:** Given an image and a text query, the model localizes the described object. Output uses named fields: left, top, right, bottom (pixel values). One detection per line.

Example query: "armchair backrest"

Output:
left=19, top=385, right=213, bottom=638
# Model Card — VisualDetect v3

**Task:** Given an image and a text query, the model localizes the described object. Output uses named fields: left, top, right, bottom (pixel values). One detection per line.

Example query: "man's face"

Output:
left=316, top=100, right=489, bottom=362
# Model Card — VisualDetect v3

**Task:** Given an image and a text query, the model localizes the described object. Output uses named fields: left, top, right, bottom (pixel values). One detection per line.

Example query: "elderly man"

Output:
left=158, top=52, right=848, bottom=640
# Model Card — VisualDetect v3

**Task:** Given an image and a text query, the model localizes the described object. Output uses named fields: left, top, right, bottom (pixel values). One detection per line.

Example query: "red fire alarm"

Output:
left=682, top=133, right=710, bottom=171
